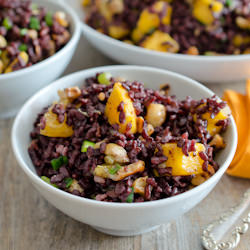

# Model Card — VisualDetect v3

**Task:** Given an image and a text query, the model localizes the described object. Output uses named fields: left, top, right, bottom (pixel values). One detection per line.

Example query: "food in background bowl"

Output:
left=0, top=0, right=70, bottom=74
left=28, top=72, right=230, bottom=203
left=83, top=0, right=250, bottom=55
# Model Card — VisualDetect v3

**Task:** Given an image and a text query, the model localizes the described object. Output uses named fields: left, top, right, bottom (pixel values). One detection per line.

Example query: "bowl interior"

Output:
left=12, top=66, right=237, bottom=199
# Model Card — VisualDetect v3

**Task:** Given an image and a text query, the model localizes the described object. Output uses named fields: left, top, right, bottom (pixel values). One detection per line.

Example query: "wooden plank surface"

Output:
left=1, top=35, right=250, bottom=250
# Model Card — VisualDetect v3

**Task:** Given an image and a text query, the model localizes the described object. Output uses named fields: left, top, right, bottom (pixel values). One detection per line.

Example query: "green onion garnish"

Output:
left=19, top=44, right=28, bottom=52
left=81, top=140, right=95, bottom=153
left=65, top=177, right=73, bottom=188
left=225, top=0, right=233, bottom=7
left=62, top=155, right=68, bottom=165
left=109, top=163, right=122, bottom=175
left=29, top=17, right=40, bottom=30
left=97, top=72, right=112, bottom=85
left=20, top=28, right=28, bottom=36
left=126, top=187, right=134, bottom=203
left=45, top=12, right=53, bottom=27
left=2, top=17, right=12, bottom=30
left=41, top=176, right=58, bottom=188
left=51, top=155, right=68, bottom=171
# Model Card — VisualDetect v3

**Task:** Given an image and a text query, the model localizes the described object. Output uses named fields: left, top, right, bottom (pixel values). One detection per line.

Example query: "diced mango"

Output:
left=131, top=28, right=144, bottom=43
left=94, top=160, right=145, bottom=181
left=137, top=1, right=172, bottom=34
left=162, top=143, right=206, bottom=176
left=105, top=82, right=137, bottom=134
left=201, top=105, right=230, bottom=136
left=193, top=1, right=214, bottom=25
left=137, top=9, right=159, bottom=34
left=82, top=0, right=90, bottom=6
left=243, top=48, right=250, bottom=54
left=233, top=35, right=250, bottom=47
left=132, top=176, right=148, bottom=196
left=40, top=106, right=74, bottom=138
left=141, top=30, right=179, bottom=53
left=192, top=0, right=223, bottom=25
left=236, top=17, right=250, bottom=30
left=1, top=50, right=10, bottom=68
left=109, top=25, right=129, bottom=39
left=211, top=1, right=223, bottom=13
left=0, top=60, right=3, bottom=74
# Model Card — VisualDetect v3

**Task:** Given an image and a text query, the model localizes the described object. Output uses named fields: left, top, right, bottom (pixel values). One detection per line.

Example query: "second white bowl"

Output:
left=70, top=0, right=250, bottom=84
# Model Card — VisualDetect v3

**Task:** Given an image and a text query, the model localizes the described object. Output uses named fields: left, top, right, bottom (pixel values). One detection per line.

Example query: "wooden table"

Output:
left=1, top=35, right=250, bottom=250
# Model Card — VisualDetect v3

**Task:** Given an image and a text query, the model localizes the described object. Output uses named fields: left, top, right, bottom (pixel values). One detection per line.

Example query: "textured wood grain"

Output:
left=1, top=35, right=250, bottom=250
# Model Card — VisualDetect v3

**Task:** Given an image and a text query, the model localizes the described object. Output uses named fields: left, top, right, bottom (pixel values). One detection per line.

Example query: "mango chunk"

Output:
left=233, top=35, right=250, bottom=47
left=136, top=1, right=172, bottom=34
left=193, top=1, right=214, bottom=25
left=192, top=0, right=223, bottom=25
left=161, top=143, right=206, bottom=176
left=202, top=105, right=231, bottom=136
left=109, top=25, right=129, bottom=39
left=40, top=106, right=74, bottom=138
left=141, top=30, right=179, bottom=53
left=94, top=160, right=145, bottom=181
left=131, top=28, right=144, bottom=43
left=105, top=82, right=137, bottom=134
left=82, top=0, right=91, bottom=6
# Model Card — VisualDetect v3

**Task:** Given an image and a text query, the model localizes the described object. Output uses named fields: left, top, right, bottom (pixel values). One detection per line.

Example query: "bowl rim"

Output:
left=0, top=0, right=81, bottom=80
left=79, top=11, right=250, bottom=62
left=11, top=65, right=238, bottom=209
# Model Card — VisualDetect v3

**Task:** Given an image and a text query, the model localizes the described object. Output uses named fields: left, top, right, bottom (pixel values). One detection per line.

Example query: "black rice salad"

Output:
left=28, top=72, right=230, bottom=203
left=0, top=0, right=70, bottom=74
left=84, top=0, right=250, bottom=55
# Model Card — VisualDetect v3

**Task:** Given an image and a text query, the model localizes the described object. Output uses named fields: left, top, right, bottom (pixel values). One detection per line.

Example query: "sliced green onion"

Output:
left=20, top=28, right=28, bottom=36
left=41, top=176, right=58, bottom=188
left=51, top=155, right=68, bottom=170
left=62, top=155, right=68, bottom=165
left=126, top=187, right=134, bottom=203
left=81, top=140, right=95, bottom=153
left=2, top=17, right=12, bottom=30
left=65, top=177, right=73, bottom=188
left=45, top=12, right=53, bottom=27
left=19, top=44, right=28, bottom=52
left=109, top=163, right=121, bottom=175
left=225, top=0, right=233, bottom=7
left=97, top=72, right=112, bottom=85
left=29, top=17, right=40, bottom=30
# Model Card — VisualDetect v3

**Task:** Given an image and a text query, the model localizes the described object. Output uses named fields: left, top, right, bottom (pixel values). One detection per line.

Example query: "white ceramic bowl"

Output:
left=0, top=0, right=81, bottom=119
left=70, top=0, right=250, bottom=84
left=12, top=65, right=237, bottom=237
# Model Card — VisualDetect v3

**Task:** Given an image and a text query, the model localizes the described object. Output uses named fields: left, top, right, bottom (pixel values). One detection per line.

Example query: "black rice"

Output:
left=28, top=73, right=229, bottom=203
